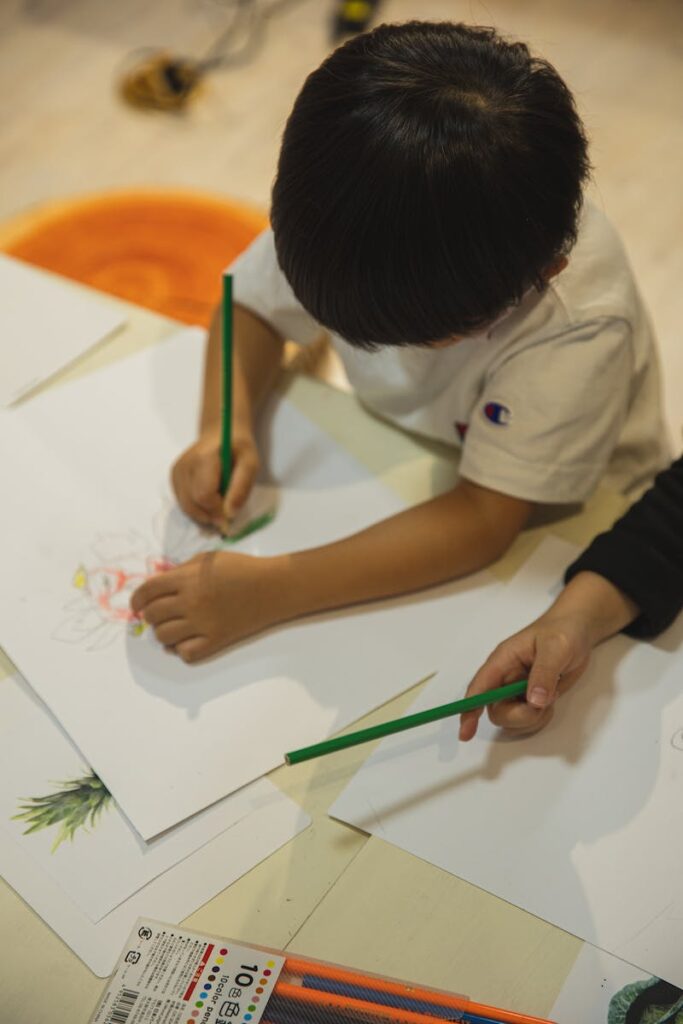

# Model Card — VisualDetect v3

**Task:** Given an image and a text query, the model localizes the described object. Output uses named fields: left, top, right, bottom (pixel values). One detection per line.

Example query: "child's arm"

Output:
left=172, top=304, right=284, bottom=532
left=280, top=479, right=531, bottom=616
left=458, top=571, right=639, bottom=740
left=131, top=478, right=533, bottom=662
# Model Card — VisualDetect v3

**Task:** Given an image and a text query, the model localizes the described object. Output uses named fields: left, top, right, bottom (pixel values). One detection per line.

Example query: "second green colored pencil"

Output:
left=285, top=679, right=528, bottom=765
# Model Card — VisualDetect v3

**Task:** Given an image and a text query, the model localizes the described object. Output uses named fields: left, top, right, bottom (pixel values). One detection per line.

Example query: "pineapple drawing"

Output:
left=13, top=771, right=113, bottom=852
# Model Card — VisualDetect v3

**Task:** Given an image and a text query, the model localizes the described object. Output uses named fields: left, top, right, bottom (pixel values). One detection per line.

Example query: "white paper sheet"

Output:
left=0, top=254, right=126, bottom=406
left=0, top=784, right=308, bottom=978
left=330, top=538, right=683, bottom=988
left=0, top=327, right=499, bottom=839
left=0, top=684, right=309, bottom=977
left=0, top=673, right=302, bottom=922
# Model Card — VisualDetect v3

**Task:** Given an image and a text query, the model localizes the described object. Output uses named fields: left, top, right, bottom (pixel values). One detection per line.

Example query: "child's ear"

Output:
left=542, top=255, right=569, bottom=283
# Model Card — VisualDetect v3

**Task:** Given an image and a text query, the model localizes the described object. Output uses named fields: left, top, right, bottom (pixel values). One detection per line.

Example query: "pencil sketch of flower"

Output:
left=12, top=771, right=113, bottom=853
left=52, top=503, right=219, bottom=650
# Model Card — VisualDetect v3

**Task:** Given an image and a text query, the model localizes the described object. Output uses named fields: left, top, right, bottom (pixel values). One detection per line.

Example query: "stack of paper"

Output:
left=330, top=538, right=683, bottom=990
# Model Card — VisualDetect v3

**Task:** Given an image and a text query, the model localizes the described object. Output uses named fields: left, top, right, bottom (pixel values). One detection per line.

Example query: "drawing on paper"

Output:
left=12, top=770, right=113, bottom=852
left=52, top=505, right=218, bottom=650
left=609, top=977, right=683, bottom=1023
left=52, top=500, right=277, bottom=650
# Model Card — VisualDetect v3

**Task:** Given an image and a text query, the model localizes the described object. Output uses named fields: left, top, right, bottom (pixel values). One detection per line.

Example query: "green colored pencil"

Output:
left=220, top=272, right=233, bottom=496
left=285, top=679, right=528, bottom=765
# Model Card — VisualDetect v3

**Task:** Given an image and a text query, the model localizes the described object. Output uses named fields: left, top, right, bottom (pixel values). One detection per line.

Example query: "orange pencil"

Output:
left=281, top=957, right=553, bottom=1024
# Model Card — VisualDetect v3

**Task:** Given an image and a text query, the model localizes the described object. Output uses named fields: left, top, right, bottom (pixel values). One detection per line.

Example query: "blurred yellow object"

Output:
left=119, top=52, right=204, bottom=112
left=344, top=1, right=372, bottom=18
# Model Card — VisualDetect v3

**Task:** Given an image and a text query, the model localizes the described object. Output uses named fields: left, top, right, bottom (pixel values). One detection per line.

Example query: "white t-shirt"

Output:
left=230, top=202, right=669, bottom=503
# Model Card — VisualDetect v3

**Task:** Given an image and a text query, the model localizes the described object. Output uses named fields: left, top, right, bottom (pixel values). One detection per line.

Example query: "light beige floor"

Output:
left=1, top=0, right=682, bottom=436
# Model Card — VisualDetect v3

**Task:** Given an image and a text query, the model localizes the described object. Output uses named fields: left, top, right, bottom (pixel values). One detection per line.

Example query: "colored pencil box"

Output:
left=89, top=918, right=556, bottom=1024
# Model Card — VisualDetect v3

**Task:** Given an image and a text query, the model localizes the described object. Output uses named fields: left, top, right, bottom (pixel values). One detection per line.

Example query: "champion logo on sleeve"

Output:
left=483, top=401, right=512, bottom=426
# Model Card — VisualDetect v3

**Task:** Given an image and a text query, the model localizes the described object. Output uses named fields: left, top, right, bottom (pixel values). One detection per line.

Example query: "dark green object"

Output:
left=222, top=510, right=276, bottom=544
left=220, top=272, right=233, bottom=496
left=285, top=679, right=528, bottom=765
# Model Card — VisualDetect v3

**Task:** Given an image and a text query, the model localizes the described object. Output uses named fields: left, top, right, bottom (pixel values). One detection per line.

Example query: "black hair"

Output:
left=271, top=21, right=590, bottom=349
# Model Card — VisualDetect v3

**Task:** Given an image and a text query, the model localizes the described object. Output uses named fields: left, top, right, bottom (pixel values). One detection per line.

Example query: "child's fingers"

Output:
left=178, top=493, right=217, bottom=528
left=172, top=459, right=220, bottom=528
left=175, top=636, right=210, bottom=664
left=459, top=708, right=484, bottom=741
left=487, top=697, right=552, bottom=733
left=191, top=458, right=224, bottom=517
left=224, top=451, right=259, bottom=518
left=140, top=596, right=182, bottom=627
left=131, top=572, right=180, bottom=613
left=155, top=619, right=196, bottom=648
left=525, top=633, right=571, bottom=708
left=459, top=644, right=526, bottom=741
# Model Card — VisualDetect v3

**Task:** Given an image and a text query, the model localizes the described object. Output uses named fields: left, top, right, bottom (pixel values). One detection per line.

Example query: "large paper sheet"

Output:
left=0, top=254, right=126, bottom=406
left=0, top=674, right=303, bottom=922
left=331, top=538, right=683, bottom=988
left=0, top=682, right=309, bottom=977
left=0, top=327, right=497, bottom=838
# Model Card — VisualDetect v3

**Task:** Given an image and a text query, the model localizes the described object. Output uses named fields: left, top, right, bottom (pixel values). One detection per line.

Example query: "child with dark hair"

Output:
left=132, top=21, right=668, bottom=663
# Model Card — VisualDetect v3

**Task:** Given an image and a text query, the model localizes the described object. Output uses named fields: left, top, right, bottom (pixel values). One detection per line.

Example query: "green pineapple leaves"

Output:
left=13, top=771, right=112, bottom=853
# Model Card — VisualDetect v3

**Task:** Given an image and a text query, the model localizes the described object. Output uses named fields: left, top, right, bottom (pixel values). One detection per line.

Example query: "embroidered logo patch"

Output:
left=454, top=421, right=469, bottom=442
left=483, top=401, right=511, bottom=426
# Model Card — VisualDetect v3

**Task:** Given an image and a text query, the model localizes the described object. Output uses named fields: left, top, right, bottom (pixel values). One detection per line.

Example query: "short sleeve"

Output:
left=459, top=318, right=634, bottom=504
left=228, top=229, right=324, bottom=346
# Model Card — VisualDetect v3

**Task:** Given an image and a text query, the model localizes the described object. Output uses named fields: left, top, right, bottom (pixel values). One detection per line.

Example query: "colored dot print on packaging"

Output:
left=267, top=961, right=275, bottom=968
left=195, top=1001, right=204, bottom=1008
left=244, top=1016, right=252, bottom=1021
left=253, top=997, right=260, bottom=1004
left=264, top=970, right=272, bottom=976
left=216, top=957, right=224, bottom=965
left=208, top=974, right=216, bottom=981
left=256, top=987, right=264, bottom=994
left=213, top=965, right=221, bottom=972
left=220, top=948, right=228, bottom=955
left=248, top=1005, right=256, bottom=1012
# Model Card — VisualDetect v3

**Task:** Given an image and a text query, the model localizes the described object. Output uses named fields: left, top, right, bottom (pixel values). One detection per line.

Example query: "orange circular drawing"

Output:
left=0, top=188, right=268, bottom=328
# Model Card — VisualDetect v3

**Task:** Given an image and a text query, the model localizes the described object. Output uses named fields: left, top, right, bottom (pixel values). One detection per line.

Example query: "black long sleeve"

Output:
left=565, top=456, right=683, bottom=638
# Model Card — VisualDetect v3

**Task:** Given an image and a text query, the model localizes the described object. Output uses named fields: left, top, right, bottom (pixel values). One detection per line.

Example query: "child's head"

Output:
left=271, top=21, right=589, bottom=349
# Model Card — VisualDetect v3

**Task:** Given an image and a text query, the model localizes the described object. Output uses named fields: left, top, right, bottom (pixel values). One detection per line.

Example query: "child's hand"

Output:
left=458, top=611, right=591, bottom=741
left=171, top=429, right=261, bottom=534
left=458, top=571, right=639, bottom=741
left=130, top=550, right=287, bottom=662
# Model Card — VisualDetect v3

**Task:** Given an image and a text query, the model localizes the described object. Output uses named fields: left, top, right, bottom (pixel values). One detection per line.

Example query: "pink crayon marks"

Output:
left=83, top=558, right=175, bottom=627
left=53, top=506, right=220, bottom=651
left=55, top=555, right=177, bottom=650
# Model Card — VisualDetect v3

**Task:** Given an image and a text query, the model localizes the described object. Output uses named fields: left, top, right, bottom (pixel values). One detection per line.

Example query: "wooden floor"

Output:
left=2, top=0, right=682, bottom=437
